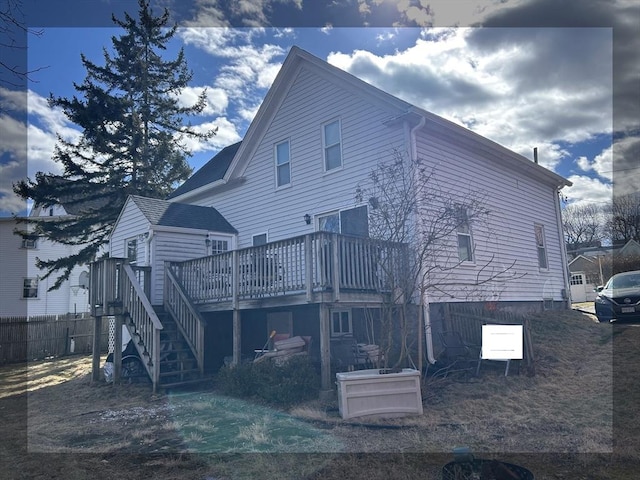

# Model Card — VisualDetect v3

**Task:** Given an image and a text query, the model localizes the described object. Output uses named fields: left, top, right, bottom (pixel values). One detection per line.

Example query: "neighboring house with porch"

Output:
left=0, top=204, right=90, bottom=318
left=90, top=46, right=571, bottom=392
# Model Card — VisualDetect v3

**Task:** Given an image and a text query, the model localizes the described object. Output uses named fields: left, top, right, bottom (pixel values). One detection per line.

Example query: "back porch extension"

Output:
left=89, top=232, right=407, bottom=393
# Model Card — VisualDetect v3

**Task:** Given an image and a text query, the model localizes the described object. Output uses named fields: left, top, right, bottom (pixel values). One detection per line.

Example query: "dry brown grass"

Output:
left=0, top=309, right=638, bottom=479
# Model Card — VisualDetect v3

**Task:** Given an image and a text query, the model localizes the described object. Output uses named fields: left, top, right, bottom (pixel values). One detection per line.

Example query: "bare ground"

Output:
left=1, top=309, right=639, bottom=479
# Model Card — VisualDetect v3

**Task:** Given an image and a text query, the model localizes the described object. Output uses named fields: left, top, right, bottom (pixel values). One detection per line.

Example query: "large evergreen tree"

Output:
left=14, top=0, right=214, bottom=289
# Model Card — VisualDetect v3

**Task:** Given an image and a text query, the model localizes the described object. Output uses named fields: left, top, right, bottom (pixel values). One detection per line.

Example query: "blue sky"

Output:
left=1, top=0, right=637, bottom=217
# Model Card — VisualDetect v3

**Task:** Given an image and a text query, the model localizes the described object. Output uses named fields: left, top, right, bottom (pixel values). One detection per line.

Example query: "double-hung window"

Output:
left=126, top=238, right=138, bottom=264
left=23, top=278, right=38, bottom=299
left=323, top=119, right=342, bottom=171
left=275, top=140, right=291, bottom=187
left=534, top=224, right=548, bottom=269
left=456, top=207, right=473, bottom=262
left=331, top=310, right=352, bottom=336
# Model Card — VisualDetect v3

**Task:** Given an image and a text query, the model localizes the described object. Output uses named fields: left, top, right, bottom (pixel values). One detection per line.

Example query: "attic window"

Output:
left=275, top=140, right=291, bottom=187
left=21, top=236, right=38, bottom=249
left=323, top=119, right=342, bottom=171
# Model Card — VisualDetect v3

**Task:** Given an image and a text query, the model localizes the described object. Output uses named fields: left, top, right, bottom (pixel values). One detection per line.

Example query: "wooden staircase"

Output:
left=124, top=307, right=207, bottom=389
left=155, top=308, right=207, bottom=389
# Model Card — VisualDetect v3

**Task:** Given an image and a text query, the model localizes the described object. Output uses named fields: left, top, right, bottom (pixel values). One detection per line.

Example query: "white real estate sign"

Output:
left=481, top=324, right=523, bottom=360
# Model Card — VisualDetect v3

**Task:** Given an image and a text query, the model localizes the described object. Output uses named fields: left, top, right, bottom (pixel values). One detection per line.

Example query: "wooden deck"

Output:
left=168, top=232, right=407, bottom=310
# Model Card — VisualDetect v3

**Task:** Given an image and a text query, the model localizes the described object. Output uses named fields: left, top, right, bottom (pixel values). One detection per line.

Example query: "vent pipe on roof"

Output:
left=533, top=147, right=538, bottom=164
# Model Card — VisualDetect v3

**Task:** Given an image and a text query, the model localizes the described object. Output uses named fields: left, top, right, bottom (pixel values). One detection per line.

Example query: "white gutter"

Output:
left=408, top=114, right=437, bottom=365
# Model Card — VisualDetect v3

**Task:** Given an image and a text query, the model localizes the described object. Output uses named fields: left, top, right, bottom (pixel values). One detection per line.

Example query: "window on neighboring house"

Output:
left=275, top=140, right=291, bottom=187
left=126, top=238, right=138, bottom=264
left=23, top=278, right=38, bottom=298
left=21, top=236, right=38, bottom=249
left=323, top=119, right=342, bottom=171
left=253, top=233, right=268, bottom=246
left=209, top=239, right=229, bottom=255
left=331, top=310, right=352, bottom=336
left=534, top=224, right=548, bottom=269
left=317, top=206, right=369, bottom=237
left=570, top=274, right=583, bottom=285
left=456, top=207, right=473, bottom=262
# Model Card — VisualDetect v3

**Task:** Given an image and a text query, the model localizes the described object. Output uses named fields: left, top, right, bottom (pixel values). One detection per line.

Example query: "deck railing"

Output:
left=169, top=232, right=407, bottom=305
left=89, top=258, right=162, bottom=390
left=120, top=264, right=163, bottom=389
left=164, top=265, right=205, bottom=374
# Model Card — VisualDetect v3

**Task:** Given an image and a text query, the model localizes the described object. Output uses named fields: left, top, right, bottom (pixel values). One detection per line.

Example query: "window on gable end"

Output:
left=275, top=140, right=291, bottom=187
left=323, top=119, right=342, bottom=171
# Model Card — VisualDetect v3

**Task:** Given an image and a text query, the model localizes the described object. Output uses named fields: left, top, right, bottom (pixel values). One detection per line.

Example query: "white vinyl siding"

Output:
left=189, top=65, right=402, bottom=249
left=414, top=125, right=566, bottom=303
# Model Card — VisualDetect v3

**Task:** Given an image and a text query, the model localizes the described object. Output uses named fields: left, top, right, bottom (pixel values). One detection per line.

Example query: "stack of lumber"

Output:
left=357, top=343, right=382, bottom=366
left=254, top=336, right=308, bottom=364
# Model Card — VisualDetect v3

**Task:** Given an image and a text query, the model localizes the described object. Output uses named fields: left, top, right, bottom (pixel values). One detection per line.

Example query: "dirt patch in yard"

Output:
left=1, top=309, right=639, bottom=479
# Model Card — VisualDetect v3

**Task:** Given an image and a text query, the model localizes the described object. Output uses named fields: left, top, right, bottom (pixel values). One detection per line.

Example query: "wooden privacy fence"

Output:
left=442, top=303, right=535, bottom=372
left=0, top=314, right=109, bottom=365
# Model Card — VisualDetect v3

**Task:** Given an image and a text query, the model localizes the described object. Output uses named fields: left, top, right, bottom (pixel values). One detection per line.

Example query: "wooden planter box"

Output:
left=336, top=368, right=423, bottom=420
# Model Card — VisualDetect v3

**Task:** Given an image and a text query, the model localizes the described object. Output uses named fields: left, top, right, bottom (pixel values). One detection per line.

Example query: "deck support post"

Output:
left=91, top=315, right=102, bottom=383
left=319, top=303, right=332, bottom=396
left=113, top=315, right=123, bottom=384
left=233, top=309, right=241, bottom=366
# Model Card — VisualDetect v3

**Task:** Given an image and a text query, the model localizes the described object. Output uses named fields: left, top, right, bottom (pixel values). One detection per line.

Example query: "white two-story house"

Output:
left=92, top=46, right=571, bottom=391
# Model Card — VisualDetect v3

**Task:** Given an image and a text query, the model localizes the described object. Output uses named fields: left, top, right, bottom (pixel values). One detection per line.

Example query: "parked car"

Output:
left=594, top=270, right=640, bottom=323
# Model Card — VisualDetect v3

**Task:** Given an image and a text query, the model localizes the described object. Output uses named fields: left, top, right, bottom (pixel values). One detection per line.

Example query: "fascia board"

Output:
left=413, top=108, right=572, bottom=189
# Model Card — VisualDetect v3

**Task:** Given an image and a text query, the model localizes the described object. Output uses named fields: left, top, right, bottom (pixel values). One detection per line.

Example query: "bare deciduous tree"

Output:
left=356, top=149, right=521, bottom=369
left=562, top=203, right=606, bottom=256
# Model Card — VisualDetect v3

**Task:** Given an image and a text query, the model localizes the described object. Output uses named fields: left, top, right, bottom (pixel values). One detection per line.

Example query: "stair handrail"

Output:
left=164, top=264, right=206, bottom=375
left=121, top=263, right=163, bottom=390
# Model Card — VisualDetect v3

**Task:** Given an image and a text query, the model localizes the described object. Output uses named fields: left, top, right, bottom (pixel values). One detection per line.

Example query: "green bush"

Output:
left=217, top=356, right=320, bottom=406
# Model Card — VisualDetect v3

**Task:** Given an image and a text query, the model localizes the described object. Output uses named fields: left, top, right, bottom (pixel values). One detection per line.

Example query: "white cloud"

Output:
left=564, top=175, right=612, bottom=207
left=177, top=86, right=229, bottom=116
left=180, top=117, right=242, bottom=153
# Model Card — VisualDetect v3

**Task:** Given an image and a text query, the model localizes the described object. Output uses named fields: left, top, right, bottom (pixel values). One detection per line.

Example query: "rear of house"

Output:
left=91, top=46, right=571, bottom=392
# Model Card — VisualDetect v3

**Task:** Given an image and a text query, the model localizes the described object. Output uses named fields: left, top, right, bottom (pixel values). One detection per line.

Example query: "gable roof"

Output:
left=170, top=46, right=570, bottom=202
left=167, top=142, right=241, bottom=200
left=129, top=196, right=237, bottom=233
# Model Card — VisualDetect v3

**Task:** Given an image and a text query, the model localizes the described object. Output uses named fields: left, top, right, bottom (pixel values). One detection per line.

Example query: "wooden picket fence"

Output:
left=0, top=314, right=109, bottom=365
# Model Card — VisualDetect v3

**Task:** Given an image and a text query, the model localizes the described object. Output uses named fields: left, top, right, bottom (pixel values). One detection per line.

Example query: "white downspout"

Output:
left=408, top=114, right=436, bottom=365
left=553, top=187, right=571, bottom=308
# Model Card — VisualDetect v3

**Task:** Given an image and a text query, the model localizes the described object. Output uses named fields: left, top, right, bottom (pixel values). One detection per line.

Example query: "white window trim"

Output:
left=274, top=139, right=292, bottom=190
left=252, top=232, right=269, bottom=247
left=126, top=237, right=138, bottom=265
left=534, top=223, right=549, bottom=271
left=22, top=277, right=39, bottom=299
left=322, top=118, right=343, bottom=173
left=315, top=210, right=341, bottom=233
left=21, top=236, right=38, bottom=249
left=330, top=309, right=353, bottom=337
left=456, top=207, right=475, bottom=263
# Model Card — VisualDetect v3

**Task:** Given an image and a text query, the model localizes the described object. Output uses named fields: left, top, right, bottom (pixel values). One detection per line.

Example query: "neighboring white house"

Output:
left=0, top=204, right=90, bottom=318
left=102, top=46, right=572, bottom=387
left=568, top=239, right=640, bottom=302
